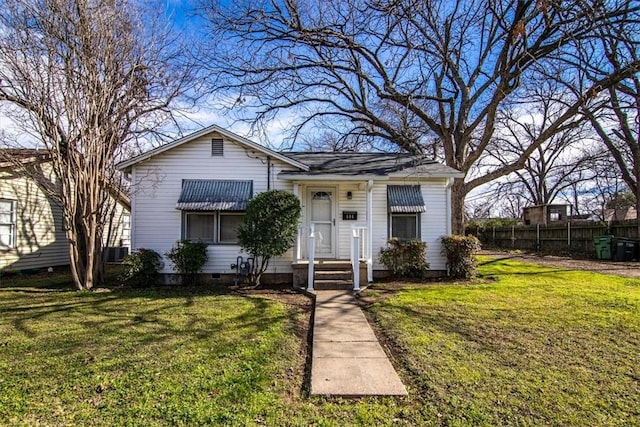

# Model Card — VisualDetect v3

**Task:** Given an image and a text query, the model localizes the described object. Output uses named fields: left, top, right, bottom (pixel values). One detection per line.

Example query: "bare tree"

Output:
left=0, top=0, right=195, bottom=290
left=583, top=21, right=640, bottom=230
left=198, top=0, right=640, bottom=233
left=484, top=85, right=602, bottom=211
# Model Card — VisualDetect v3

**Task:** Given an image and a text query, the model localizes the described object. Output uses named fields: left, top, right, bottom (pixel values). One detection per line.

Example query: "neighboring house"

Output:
left=522, top=204, right=569, bottom=225
left=0, top=149, right=130, bottom=272
left=117, top=124, right=464, bottom=289
left=604, top=207, right=637, bottom=222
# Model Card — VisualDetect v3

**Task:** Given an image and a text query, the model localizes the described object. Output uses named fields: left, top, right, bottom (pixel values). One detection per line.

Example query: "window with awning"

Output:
left=387, top=185, right=425, bottom=240
left=177, top=180, right=252, bottom=244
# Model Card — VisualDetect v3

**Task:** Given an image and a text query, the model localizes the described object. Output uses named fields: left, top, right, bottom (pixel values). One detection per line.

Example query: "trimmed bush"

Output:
left=165, top=240, right=208, bottom=285
left=238, top=190, right=301, bottom=286
left=441, top=234, right=481, bottom=279
left=120, top=248, right=161, bottom=287
left=379, top=238, right=429, bottom=279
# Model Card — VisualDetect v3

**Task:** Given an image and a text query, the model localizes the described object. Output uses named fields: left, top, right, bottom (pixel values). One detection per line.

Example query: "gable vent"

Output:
left=211, top=138, right=224, bottom=156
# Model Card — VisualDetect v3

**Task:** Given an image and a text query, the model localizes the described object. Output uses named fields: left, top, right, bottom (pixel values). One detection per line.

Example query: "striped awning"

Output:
left=387, top=185, right=426, bottom=213
left=176, top=180, right=252, bottom=211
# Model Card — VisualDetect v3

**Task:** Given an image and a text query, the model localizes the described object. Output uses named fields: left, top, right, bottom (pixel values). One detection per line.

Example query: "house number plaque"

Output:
left=342, top=211, right=358, bottom=221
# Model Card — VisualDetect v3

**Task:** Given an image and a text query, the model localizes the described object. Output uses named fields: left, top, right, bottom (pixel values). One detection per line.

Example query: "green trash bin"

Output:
left=593, top=235, right=613, bottom=260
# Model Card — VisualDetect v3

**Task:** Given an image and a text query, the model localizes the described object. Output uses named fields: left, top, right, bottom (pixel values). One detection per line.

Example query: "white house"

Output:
left=0, top=149, right=131, bottom=272
left=117, top=124, right=464, bottom=289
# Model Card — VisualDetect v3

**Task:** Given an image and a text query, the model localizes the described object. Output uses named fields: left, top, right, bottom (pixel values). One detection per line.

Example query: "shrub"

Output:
left=165, top=240, right=208, bottom=285
left=441, top=234, right=482, bottom=279
left=379, top=238, right=429, bottom=279
left=238, top=190, right=301, bottom=286
left=120, top=248, right=161, bottom=287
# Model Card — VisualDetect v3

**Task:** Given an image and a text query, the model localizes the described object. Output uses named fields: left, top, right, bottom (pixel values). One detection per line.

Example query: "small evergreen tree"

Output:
left=441, top=235, right=482, bottom=279
left=238, top=190, right=301, bottom=286
left=165, top=240, right=208, bottom=285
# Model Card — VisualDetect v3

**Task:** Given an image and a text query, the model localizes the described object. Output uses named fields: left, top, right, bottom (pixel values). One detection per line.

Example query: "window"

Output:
left=186, top=213, right=216, bottom=242
left=549, top=211, right=561, bottom=222
left=121, top=213, right=131, bottom=247
left=0, top=199, right=16, bottom=248
left=390, top=213, right=419, bottom=240
left=387, top=185, right=424, bottom=241
left=184, top=211, right=244, bottom=244
left=211, top=138, right=224, bottom=156
left=219, top=213, right=245, bottom=244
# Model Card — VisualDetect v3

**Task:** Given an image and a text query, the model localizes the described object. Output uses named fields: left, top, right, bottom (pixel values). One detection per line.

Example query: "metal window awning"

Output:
left=387, top=185, right=426, bottom=213
left=176, top=180, right=252, bottom=211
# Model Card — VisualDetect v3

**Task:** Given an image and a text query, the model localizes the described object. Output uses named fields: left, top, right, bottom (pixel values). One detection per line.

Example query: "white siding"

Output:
left=131, top=132, right=295, bottom=275
left=103, top=201, right=131, bottom=249
left=371, top=179, right=449, bottom=271
left=0, top=167, right=69, bottom=271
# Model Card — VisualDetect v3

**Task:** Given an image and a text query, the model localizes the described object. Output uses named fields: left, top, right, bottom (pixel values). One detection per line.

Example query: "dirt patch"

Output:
left=481, top=250, right=640, bottom=278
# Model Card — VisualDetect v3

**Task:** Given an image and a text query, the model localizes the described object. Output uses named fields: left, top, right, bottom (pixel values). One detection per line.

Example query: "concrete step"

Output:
left=313, top=261, right=352, bottom=270
left=313, top=279, right=354, bottom=291
left=315, top=270, right=353, bottom=281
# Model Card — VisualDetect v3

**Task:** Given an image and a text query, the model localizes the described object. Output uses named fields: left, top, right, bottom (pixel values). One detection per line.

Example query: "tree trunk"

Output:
left=450, top=180, right=466, bottom=235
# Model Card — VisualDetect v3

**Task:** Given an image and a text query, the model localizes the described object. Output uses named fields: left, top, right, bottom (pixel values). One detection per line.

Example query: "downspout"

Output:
left=267, top=156, right=272, bottom=190
left=367, top=179, right=374, bottom=282
left=446, top=177, right=453, bottom=235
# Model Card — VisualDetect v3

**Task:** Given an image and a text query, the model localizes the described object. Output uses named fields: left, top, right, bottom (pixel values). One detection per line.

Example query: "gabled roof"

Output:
left=0, top=148, right=131, bottom=210
left=278, top=152, right=464, bottom=179
left=116, top=124, right=309, bottom=172
left=0, top=148, right=51, bottom=168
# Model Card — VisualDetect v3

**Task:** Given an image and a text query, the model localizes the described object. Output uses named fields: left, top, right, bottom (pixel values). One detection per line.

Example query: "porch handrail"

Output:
left=350, top=225, right=370, bottom=291
left=307, top=224, right=315, bottom=291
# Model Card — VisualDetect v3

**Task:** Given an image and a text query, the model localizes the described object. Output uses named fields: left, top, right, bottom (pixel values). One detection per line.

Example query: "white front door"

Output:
left=308, top=187, right=336, bottom=258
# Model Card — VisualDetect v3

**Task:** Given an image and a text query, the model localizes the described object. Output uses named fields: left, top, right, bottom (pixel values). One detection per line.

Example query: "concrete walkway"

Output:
left=310, top=291, right=408, bottom=397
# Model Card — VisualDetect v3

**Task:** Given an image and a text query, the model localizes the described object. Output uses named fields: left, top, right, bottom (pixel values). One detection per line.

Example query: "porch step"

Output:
left=315, top=270, right=353, bottom=281
left=314, top=279, right=354, bottom=291
left=313, top=261, right=352, bottom=270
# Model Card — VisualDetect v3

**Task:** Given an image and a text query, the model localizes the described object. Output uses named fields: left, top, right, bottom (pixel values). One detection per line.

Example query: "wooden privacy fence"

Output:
left=468, top=221, right=640, bottom=255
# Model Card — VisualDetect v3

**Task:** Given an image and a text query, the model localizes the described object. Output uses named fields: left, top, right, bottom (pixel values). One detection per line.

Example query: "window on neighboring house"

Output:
left=0, top=199, right=16, bottom=248
left=184, top=211, right=245, bottom=244
left=549, top=211, right=561, bottom=222
left=121, top=213, right=131, bottom=247
left=390, top=213, right=420, bottom=240
left=211, top=138, right=224, bottom=156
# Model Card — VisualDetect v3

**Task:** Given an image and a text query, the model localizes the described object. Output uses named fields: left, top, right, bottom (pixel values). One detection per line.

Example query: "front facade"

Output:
left=118, top=125, right=464, bottom=287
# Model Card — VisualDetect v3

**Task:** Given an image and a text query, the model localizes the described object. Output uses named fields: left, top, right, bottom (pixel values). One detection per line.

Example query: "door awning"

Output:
left=176, top=180, right=252, bottom=211
left=387, top=185, right=426, bottom=213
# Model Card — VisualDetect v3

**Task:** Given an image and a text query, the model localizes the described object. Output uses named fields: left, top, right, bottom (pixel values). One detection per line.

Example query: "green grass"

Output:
left=0, top=278, right=307, bottom=426
left=1, top=258, right=639, bottom=426
left=366, top=256, right=640, bottom=425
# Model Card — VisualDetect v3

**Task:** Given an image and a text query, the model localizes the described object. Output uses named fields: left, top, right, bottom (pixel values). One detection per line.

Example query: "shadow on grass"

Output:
left=3, top=280, right=308, bottom=351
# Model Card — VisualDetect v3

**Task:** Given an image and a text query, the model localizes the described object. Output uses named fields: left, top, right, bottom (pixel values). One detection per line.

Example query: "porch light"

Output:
left=347, top=191, right=353, bottom=200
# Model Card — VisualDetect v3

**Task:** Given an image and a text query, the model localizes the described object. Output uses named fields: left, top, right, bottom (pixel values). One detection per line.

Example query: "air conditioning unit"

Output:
left=105, top=247, right=129, bottom=263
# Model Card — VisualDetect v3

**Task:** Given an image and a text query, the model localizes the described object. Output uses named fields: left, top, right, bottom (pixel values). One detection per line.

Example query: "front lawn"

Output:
left=1, top=258, right=638, bottom=426
left=0, top=278, right=309, bottom=426
left=364, top=257, right=640, bottom=425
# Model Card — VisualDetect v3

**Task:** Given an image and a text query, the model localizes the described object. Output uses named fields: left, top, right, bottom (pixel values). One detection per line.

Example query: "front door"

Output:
left=308, top=187, right=336, bottom=258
